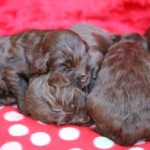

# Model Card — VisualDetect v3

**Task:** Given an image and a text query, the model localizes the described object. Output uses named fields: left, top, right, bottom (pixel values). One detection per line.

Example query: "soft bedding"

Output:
left=0, top=0, right=150, bottom=149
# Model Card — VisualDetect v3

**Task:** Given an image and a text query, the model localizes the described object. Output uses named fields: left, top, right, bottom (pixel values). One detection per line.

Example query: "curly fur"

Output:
left=31, top=29, right=92, bottom=89
left=22, top=71, right=92, bottom=126
left=0, top=29, right=91, bottom=111
left=71, top=23, right=113, bottom=91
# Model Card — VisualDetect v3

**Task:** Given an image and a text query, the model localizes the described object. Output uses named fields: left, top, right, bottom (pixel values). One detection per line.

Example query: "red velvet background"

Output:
left=0, top=0, right=150, bottom=150
left=0, top=0, right=150, bottom=35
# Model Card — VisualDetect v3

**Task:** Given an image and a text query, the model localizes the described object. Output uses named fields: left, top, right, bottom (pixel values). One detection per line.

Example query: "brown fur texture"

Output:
left=144, top=27, right=150, bottom=50
left=112, top=32, right=148, bottom=49
left=87, top=40, right=150, bottom=146
left=0, top=29, right=91, bottom=111
left=22, top=71, right=92, bottom=126
left=0, top=30, right=48, bottom=110
left=70, top=23, right=113, bottom=91
left=31, top=29, right=91, bottom=89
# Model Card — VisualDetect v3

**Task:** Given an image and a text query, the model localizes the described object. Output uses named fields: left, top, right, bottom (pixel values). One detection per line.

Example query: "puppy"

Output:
left=0, top=30, right=48, bottom=110
left=31, top=29, right=91, bottom=89
left=87, top=40, right=150, bottom=146
left=22, top=71, right=92, bottom=126
left=0, top=29, right=90, bottom=111
left=70, top=23, right=113, bottom=91
left=112, top=32, right=148, bottom=49
left=144, top=27, right=150, bottom=50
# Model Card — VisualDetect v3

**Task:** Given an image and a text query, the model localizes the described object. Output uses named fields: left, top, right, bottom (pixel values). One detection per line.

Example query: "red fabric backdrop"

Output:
left=0, top=0, right=150, bottom=150
left=0, top=0, right=150, bottom=35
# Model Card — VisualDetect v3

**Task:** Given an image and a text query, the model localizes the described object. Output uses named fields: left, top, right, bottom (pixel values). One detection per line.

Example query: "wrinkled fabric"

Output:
left=0, top=0, right=150, bottom=35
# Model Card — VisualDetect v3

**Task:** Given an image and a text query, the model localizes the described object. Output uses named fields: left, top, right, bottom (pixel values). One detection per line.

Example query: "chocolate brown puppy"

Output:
left=32, top=29, right=91, bottom=89
left=87, top=40, right=150, bottom=146
left=0, top=30, right=48, bottom=110
left=0, top=29, right=90, bottom=111
left=23, top=71, right=92, bottom=126
left=71, top=23, right=113, bottom=91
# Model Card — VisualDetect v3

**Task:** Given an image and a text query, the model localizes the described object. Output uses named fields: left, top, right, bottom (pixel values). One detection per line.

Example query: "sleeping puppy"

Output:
left=0, top=30, right=48, bottom=110
left=22, top=71, right=92, bottom=126
left=87, top=40, right=150, bottom=146
left=31, top=29, right=91, bottom=89
left=0, top=29, right=90, bottom=111
left=144, top=27, right=150, bottom=50
left=112, top=32, right=148, bottom=49
left=70, top=23, right=113, bottom=91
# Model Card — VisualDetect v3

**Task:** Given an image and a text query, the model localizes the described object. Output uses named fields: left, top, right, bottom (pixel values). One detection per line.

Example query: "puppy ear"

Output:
left=31, top=31, right=54, bottom=74
left=48, top=72, right=70, bottom=87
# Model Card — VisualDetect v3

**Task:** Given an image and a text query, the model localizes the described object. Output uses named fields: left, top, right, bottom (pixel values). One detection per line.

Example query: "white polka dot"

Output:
left=128, top=147, right=144, bottom=150
left=8, top=124, right=29, bottom=136
left=69, top=148, right=82, bottom=150
left=0, top=141, right=22, bottom=150
left=93, top=137, right=114, bottom=149
left=30, top=132, right=51, bottom=146
left=135, top=140, right=145, bottom=145
left=59, top=127, right=80, bottom=141
left=4, top=111, right=24, bottom=121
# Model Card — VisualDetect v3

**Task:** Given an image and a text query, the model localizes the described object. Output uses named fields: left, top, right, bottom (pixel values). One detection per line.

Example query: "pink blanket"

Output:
left=0, top=0, right=150, bottom=149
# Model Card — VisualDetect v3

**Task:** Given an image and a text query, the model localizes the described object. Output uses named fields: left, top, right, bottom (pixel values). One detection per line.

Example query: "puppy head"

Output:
left=71, top=23, right=113, bottom=89
left=23, top=71, right=92, bottom=126
left=32, top=29, right=92, bottom=89
left=47, top=71, right=92, bottom=125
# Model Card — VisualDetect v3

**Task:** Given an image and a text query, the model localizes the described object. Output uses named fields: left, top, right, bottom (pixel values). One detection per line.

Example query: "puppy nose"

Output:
left=79, top=74, right=87, bottom=83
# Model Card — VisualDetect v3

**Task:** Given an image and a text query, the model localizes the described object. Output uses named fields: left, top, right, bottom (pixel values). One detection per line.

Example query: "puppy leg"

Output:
left=4, top=70, right=28, bottom=112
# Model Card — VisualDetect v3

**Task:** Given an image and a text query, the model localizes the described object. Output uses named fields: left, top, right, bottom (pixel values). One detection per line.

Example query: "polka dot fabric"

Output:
left=0, top=106, right=150, bottom=150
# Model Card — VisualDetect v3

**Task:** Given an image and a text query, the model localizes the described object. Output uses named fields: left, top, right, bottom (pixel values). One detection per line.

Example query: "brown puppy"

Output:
left=87, top=40, right=150, bottom=146
left=22, top=71, right=92, bottom=126
left=70, top=23, right=113, bottom=91
left=112, top=32, right=148, bottom=49
left=31, top=29, right=91, bottom=89
left=0, top=29, right=90, bottom=111
left=0, top=30, right=48, bottom=110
